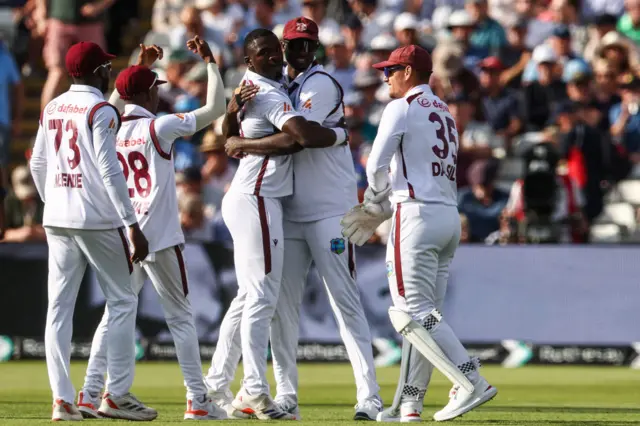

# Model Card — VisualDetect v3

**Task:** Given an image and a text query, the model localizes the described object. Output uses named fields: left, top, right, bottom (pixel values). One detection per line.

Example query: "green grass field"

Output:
left=0, top=362, right=639, bottom=425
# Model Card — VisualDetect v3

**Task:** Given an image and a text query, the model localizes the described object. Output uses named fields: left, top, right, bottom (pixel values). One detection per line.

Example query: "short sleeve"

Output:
left=261, top=89, right=300, bottom=130
left=297, top=75, right=341, bottom=124
left=153, top=112, right=197, bottom=152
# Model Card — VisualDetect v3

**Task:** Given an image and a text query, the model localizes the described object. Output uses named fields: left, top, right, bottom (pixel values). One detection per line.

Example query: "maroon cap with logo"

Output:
left=116, top=66, right=167, bottom=100
left=65, top=42, right=116, bottom=77
left=283, top=17, right=319, bottom=41
left=479, top=56, right=504, bottom=71
left=372, top=45, right=433, bottom=73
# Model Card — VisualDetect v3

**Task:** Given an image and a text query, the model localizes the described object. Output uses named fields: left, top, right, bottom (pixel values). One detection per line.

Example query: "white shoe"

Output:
left=52, top=399, right=83, bottom=421
left=184, top=395, right=228, bottom=420
left=76, top=391, right=101, bottom=419
left=433, top=377, right=497, bottom=422
left=207, top=389, right=252, bottom=419
left=98, top=392, right=158, bottom=421
left=376, top=401, right=422, bottom=423
left=275, top=395, right=301, bottom=420
left=354, top=397, right=383, bottom=421
left=231, top=388, right=297, bottom=420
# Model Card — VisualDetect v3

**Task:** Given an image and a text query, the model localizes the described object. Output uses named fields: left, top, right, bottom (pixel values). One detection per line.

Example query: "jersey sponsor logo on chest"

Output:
left=117, top=137, right=147, bottom=148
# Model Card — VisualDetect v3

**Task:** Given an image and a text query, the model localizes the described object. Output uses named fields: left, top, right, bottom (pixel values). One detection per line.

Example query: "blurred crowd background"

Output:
left=2, top=0, right=640, bottom=246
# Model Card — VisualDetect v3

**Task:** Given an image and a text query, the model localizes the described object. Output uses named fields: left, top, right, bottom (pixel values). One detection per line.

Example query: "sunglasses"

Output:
left=93, top=61, right=112, bottom=74
left=283, top=39, right=317, bottom=53
left=383, top=65, right=406, bottom=79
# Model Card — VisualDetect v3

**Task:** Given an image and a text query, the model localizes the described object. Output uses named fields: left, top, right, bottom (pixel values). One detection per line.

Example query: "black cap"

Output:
left=592, top=13, right=618, bottom=27
left=551, top=24, right=571, bottom=39
left=183, top=167, right=202, bottom=183
left=344, top=14, right=363, bottom=30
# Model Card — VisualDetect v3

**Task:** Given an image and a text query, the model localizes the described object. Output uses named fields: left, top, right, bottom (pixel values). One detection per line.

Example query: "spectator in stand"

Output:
left=466, top=0, right=506, bottom=55
left=158, top=49, right=194, bottom=107
left=499, top=18, right=531, bottom=89
left=350, top=0, right=387, bottom=47
left=2, top=165, right=45, bottom=242
left=592, top=58, right=621, bottom=129
left=342, top=14, right=365, bottom=54
left=595, top=31, right=638, bottom=75
left=617, top=0, right=640, bottom=44
left=273, top=0, right=302, bottom=25
left=302, top=0, right=340, bottom=35
left=564, top=59, right=593, bottom=106
left=449, top=92, right=502, bottom=188
left=555, top=100, right=613, bottom=222
left=446, top=9, right=488, bottom=71
left=352, top=69, right=384, bottom=137
left=583, top=14, right=618, bottom=62
left=610, top=73, right=640, bottom=165
left=178, top=191, right=214, bottom=243
left=393, top=12, right=422, bottom=47
left=323, top=33, right=356, bottom=93
left=479, top=56, right=522, bottom=152
left=196, top=0, right=241, bottom=36
left=153, top=0, right=195, bottom=33
left=430, top=41, right=483, bottom=120
left=581, top=0, right=624, bottom=19
left=458, top=158, right=510, bottom=242
left=521, top=44, right=568, bottom=131
left=39, top=0, right=115, bottom=108
left=171, top=6, right=226, bottom=67
left=0, top=40, right=23, bottom=188
left=200, top=130, right=236, bottom=216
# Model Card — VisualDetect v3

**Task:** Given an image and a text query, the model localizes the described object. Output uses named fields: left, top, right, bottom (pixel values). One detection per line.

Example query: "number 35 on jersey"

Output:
left=428, top=111, right=457, bottom=182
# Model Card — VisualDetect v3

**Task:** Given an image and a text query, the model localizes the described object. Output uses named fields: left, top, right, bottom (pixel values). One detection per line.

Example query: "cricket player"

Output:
left=29, top=41, right=155, bottom=421
left=341, top=45, right=497, bottom=422
left=75, top=39, right=228, bottom=420
left=214, top=17, right=382, bottom=421
left=206, top=28, right=349, bottom=420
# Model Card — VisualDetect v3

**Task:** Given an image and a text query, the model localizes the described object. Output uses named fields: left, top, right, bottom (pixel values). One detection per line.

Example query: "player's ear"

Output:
left=405, top=65, right=412, bottom=80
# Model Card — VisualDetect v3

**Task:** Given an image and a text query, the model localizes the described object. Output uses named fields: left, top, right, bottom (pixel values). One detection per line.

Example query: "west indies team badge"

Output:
left=330, top=238, right=346, bottom=255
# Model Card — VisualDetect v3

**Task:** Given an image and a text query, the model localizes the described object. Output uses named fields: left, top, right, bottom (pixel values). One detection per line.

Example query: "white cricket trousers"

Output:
left=271, top=217, right=380, bottom=404
left=44, top=226, right=137, bottom=403
left=386, top=202, right=478, bottom=396
left=81, top=245, right=208, bottom=399
left=218, top=190, right=284, bottom=396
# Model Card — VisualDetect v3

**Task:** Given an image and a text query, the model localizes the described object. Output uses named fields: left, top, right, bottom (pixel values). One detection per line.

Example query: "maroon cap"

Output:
left=115, top=66, right=167, bottom=100
left=372, top=45, right=432, bottom=73
left=65, top=42, right=116, bottom=77
left=283, top=17, right=319, bottom=41
left=479, top=56, right=504, bottom=71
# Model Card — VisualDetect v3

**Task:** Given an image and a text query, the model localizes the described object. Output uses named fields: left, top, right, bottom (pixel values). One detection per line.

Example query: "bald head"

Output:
left=181, top=7, right=203, bottom=34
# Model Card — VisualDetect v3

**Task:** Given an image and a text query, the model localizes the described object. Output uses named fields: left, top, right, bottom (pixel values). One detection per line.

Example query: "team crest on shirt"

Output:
left=302, top=99, right=312, bottom=110
left=386, top=261, right=394, bottom=277
left=47, top=102, right=57, bottom=115
left=330, top=238, right=346, bottom=255
left=417, top=97, right=431, bottom=108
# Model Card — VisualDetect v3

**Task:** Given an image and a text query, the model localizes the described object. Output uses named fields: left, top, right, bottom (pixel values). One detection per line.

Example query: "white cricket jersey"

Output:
left=32, top=85, right=136, bottom=229
left=366, top=84, right=458, bottom=207
left=282, top=63, right=358, bottom=222
left=117, top=104, right=196, bottom=253
left=229, top=70, right=300, bottom=198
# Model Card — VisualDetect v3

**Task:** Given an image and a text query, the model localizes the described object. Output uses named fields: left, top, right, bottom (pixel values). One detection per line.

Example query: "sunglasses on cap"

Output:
left=383, top=65, right=406, bottom=79
left=283, top=39, right=317, bottom=53
left=93, top=61, right=112, bottom=74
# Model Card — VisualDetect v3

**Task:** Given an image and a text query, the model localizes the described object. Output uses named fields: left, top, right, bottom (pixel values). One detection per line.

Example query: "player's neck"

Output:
left=286, top=64, right=301, bottom=81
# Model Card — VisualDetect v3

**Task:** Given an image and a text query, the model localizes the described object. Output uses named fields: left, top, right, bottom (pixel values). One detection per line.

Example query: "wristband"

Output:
left=331, top=128, right=348, bottom=146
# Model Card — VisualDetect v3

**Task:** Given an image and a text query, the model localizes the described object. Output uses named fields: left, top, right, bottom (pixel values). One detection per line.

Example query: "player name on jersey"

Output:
left=54, top=172, right=83, bottom=188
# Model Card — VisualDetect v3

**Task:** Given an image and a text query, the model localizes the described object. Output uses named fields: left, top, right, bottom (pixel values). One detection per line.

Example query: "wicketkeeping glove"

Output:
left=341, top=185, right=393, bottom=246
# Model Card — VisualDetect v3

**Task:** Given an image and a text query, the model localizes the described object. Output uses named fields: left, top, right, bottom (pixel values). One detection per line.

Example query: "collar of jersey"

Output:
left=406, top=84, right=433, bottom=99
left=245, top=69, right=285, bottom=91
left=285, top=62, right=322, bottom=88
left=69, top=84, right=104, bottom=97
left=123, top=104, right=156, bottom=119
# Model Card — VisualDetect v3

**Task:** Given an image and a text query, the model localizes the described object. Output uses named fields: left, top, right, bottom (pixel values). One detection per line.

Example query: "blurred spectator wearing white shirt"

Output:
left=196, top=0, right=238, bottom=36
left=170, top=7, right=226, bottom=66
left=152, top=0, right=195, bottom=33
left=199, top=130, right=237, bottom=215
left=302, top=0, right=340, bottom=35
left=323, top=33, right=356, bottom=93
